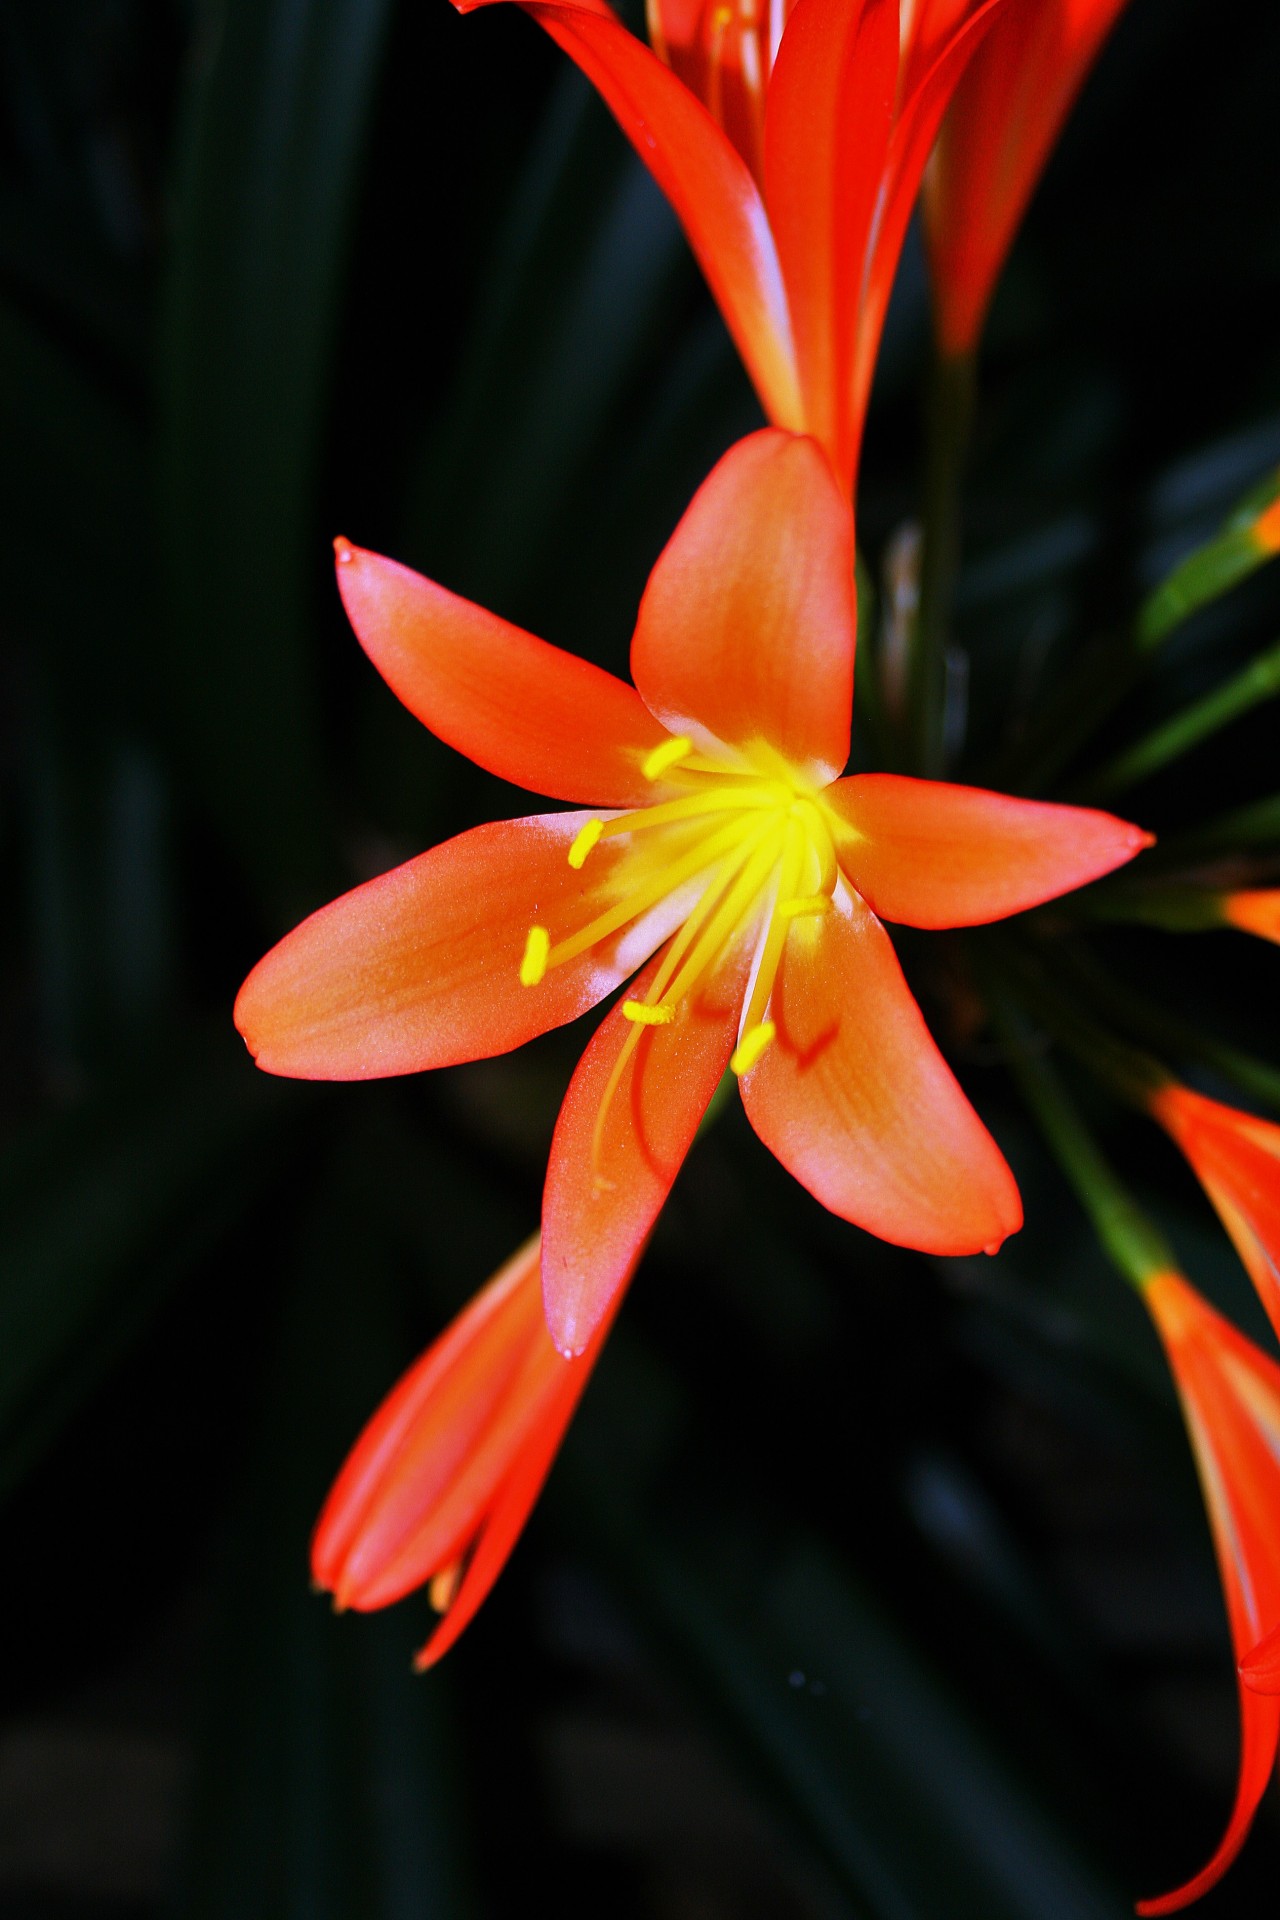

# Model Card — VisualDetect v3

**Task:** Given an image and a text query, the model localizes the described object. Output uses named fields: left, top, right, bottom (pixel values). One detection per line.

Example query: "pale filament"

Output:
left=519, top=737, right=848, bottom=1177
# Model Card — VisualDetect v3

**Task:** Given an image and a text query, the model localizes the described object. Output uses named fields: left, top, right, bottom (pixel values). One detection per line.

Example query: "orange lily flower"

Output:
left=1150, top=1084, right=1280, bottom=1341
left=236, top=429, right=1150, bottom=1355
left=312, top=1234, right=616, bottom=1667
left=451, top=0, right=1008, bottom=489
left=1221, top=888, right=1280, bottom=947
left=1139, top=1271, right=1280, bottom=1914
left=924, top=0, right=1132, bottom=358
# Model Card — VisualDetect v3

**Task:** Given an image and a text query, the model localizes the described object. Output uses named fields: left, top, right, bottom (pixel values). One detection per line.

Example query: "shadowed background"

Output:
left=3, top=0, right=1280, bottom=1914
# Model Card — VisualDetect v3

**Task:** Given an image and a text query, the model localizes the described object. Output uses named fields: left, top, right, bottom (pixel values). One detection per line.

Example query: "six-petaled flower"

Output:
left=236, top=428, right=1150, bottom=1356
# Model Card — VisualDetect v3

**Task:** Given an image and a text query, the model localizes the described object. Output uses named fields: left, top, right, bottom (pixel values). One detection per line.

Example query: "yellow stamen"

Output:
left=622, top=1000, right=674, bottom=1025
left=596, top=783, right=787, bottom=842
left=547, top=813, right=766, bottom=971
left=778, top=894, right=833, bottom=920
left=567, top=819, right=604, bottom=869
left=519, top=924, right=550, bottom=986
left=429, top=1562, right=462, bottom=1613
left=642, top=735, right=693, bottom=781
left=730, top=1021, right=775, bottom=1077
left=659, top=822, right=784, bottom=1011
left=737, top=819, right=803, bottom=1042
left=588, top=828, right=773, bottom=1179
left=791, top=798, right=837, bottom=896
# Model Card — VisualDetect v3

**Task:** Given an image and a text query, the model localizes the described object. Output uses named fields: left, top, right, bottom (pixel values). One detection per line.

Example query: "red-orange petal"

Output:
left=1222, top=889, right=1280, bottom=947
left=740, top=888, right=1022, bottom=1252
left=334, top=539, right=669, bottom=806
left=762, top=0, right=897, bottom=479
left=630, top=430, right=855, bottom=782
left=235, top=813, right=668, bottom=1079
left=542, top=939, right=750, bottom=1356
left=458, top=0, right=803, bottom=432
left=1135, top=1687, right=1280, bottom=1914
left=313, top=1240, right=550, bottom=1606
left=848, top=0, right=1006, bottom=463
left=827, top=775, right=1152, bottom=929
left=1150, top=1086, right=1280, bottom=1343
left=1241, top=1621, right=1280, bottom=1694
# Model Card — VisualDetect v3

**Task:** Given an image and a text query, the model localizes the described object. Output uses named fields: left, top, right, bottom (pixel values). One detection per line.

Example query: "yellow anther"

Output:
left=642, top=735, right=693, bottom=781
left=730, top=1021, right=776, bottom=1077
left=778, top=894, right=833, bottom=920
left=622, top=1000, right=675, bottom=1026
left=567, top=819, right=603, bottom=869
left=429, top=1563, right=462, bottom=1613
left=519, top=925, right=550, bottom=987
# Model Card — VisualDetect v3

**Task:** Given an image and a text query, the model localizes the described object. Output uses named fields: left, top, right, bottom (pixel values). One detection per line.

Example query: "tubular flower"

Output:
left=450, top=0, right=1009, bottom=489
left=1139, top=1271, right=1280, bottom=1915
left=924, top=0, right=1132, bottom=358
left=1220, top=888, right=1280, bottom=948
left=235, top=429, right=1150, bottom=1356
left=1150, top=1084, right=1280, bottom=1341
left=312, top=1234, right=617, bottom=1667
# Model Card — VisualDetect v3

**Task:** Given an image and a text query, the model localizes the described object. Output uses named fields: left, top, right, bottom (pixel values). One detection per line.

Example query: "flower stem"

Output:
left=907, top=349, right=974, bottom=776
left=1072, top=636, right=1280, bottom=802
left=987, top=990, right=1174, bottom=1291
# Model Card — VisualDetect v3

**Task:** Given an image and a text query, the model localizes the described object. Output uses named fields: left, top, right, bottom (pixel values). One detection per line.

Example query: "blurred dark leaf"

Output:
left=159, top=0, right=396, bottom=912
left=0, top=1033, right=295, bottom=1496
left=173, top=1167, right=474, bottom=1919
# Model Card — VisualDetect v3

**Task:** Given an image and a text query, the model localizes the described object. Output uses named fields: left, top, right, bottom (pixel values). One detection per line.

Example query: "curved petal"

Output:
left=335, top=540, right=669, bottom=806
left=827, top=774, right=1152, bottom=929
left=741, top=888, right=1022, bottom=1253
left=235, top=813, right=672, bottom=1079
left=924, top=0, right=1129, bottom=357
left=458, top=0, right=803, bottom=430
left=543, top=938, right=751, bottom=1355
left=849, top=0, right=1005, bottom=461
left=762, top=0, right=897, bottom=479
left=630, top=430, right=855, bottom=782
left=1135, top=1690, right=1280, bottom=1915
left=311, top=1241, right=542, bottom=1596
left=1241, top=1621, right=1280, bottom=1694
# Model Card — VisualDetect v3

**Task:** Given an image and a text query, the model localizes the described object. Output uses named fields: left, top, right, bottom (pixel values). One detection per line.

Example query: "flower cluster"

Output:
left=237, top=0, right=1280, bottom=1907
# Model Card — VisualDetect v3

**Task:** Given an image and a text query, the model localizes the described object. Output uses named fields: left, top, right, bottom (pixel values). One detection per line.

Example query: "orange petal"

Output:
left=311, top=1240, right=542, bottom=1594
left=235, top=813, right=670, bottom=1079
left=413, top=1382, right=580, bottom=1669
left=849, top=0, right=1006, bottom=459
left=1135, top=1688, right=1280, bottom=1914
left=828, top=775, right=1152, bottom=928
left=473, top=0, right=803, bottom=431
left=1241, top=1621, right=1280, bottom=1695
left=1150, top=1087, right=1280, bottom=1343
left=925, top=0, right=1129, bottom=357
left=740, top=888, right=1022, bottom=1253
left=630, top=430, right=855, bottom=782
left=762, top=0, right=897, bottom=480
left=1222, top=889, right=1280, bottom=947
left=334, top=539, right=670, bottom=805
left=542, top=939, right=751, bottom=1356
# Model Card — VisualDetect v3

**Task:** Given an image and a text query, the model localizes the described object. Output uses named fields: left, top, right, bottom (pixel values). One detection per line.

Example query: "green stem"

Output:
left=1158, top=790, right=1280, bottom=857
left=986, top=991, right=1175, bottom=1290
left=1072, top=636, right=1280, bottom=802
left=1067, top=882, right=1226, bottom=934
left=907, top=349, right=974, bottom=776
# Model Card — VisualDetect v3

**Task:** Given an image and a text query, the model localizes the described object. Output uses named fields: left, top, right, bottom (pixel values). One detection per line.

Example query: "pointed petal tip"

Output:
left=334, top=534, right=355, bottom=565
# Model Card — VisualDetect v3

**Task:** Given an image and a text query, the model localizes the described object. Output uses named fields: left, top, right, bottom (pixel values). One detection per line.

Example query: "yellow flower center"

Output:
left=520, top=737, right=845, bottom=1173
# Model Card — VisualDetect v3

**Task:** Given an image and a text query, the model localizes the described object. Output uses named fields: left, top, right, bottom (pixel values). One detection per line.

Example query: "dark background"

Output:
left=3, top=0, right=1280, bottom=1913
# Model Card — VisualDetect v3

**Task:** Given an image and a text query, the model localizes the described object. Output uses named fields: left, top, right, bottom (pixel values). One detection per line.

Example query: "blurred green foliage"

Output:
left=3, top=0, right=1280, bottom=1914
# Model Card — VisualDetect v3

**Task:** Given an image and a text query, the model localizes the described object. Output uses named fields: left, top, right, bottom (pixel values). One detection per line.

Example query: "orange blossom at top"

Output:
left=235, top=429, right=1150, bottom=1355
left=451, top=0, right=1011, bottom=489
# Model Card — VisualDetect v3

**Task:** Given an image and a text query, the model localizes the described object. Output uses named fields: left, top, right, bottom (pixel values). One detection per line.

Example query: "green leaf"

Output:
left=1137, top=465, right=1280, bottom=649
left=159, top=0, right=396, bottom=912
